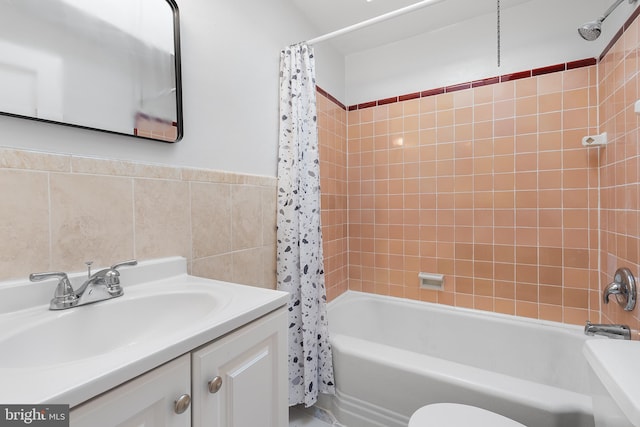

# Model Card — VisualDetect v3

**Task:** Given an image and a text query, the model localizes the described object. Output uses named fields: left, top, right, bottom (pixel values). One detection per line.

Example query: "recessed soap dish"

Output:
left=418, top=272, right=444, bottom=290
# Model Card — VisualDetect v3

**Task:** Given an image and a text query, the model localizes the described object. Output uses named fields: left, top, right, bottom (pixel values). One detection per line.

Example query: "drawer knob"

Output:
left=174, top=394, right=191, bottom=414
left=208, top=376, right=223, bottom=394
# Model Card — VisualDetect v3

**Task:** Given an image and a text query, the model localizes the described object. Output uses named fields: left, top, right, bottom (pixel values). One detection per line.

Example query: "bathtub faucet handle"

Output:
left=603, top=267, right=637, bottom=311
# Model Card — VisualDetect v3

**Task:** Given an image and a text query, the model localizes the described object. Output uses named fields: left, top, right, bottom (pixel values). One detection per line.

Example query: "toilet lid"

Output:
left=409, top=403, right=527, bottom=427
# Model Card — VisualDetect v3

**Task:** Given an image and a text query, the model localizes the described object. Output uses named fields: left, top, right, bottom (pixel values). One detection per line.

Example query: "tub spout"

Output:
left=584, top=321, right=631, bottom=340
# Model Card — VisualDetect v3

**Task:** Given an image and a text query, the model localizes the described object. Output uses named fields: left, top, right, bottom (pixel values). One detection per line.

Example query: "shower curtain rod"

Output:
left=305, top=0, right=447, bottom=45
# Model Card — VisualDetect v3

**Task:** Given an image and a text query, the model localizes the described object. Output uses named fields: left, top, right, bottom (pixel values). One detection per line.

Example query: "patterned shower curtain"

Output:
left=276, top=43, right=335, bottom=408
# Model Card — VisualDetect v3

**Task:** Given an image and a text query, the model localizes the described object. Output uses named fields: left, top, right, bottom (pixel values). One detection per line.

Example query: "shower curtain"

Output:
left=276, top=43, right=335, bottom=408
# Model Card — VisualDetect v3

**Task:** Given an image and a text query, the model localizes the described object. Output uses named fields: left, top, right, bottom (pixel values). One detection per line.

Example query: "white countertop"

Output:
left=0, top=257, right=288, bottom=407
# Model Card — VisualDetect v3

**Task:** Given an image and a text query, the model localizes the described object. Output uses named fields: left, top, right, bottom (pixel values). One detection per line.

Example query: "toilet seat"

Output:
left=409, top=403, right=527, bottom=427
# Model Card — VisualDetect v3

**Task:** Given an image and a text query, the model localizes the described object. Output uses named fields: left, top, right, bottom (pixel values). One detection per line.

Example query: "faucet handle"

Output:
left=29, top=271, right=78, bottom=310
left=603, top=267, right=637, bottom=311
left=110, top=259, right=138, bottom=271
left=103, top=260, right=137, bottom=292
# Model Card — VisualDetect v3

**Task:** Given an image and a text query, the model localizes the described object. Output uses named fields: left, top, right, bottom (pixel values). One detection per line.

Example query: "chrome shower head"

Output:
left=578, top=20, right=602, bottom=41
left=578, top=0, right=636, bottom=41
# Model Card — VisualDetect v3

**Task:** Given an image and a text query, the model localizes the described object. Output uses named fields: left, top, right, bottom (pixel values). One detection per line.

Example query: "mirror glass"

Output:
left=0, top=0, right=182, bottom=142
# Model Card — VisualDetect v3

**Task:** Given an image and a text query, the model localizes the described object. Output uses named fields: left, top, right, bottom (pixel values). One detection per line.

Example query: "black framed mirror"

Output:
left=0, top=0, right=183, bottom=142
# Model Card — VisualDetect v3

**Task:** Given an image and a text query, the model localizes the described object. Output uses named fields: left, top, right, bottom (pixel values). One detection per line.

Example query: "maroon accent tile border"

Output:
left=378, top=96, right=398, bottom=105
left=532, top=63, right=566, bottom=76
left=445, top=82, right=472, bottom=92
left=421, top=87, right=445, bottom=97
left=567, top=58, right=597, bottom=70
left=316, top=86, right=328, bottom=98
left=600, top=6, right=640, bottom=61
left=357, top=101, right=377, bottom=110
left=316, top=85, right=347, bottom=111
left=319, top=7, right=637, bottom=114
left=500, top=70, right=531, bottom=82
left=345, top=57, right=597, bottom=111
left=472, top=77, right=500, bottom=87
left=399, top=92, right=421, bottom=101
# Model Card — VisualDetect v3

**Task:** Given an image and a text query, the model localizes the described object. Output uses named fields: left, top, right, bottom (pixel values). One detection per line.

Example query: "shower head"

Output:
left=578, top=20, right=602, bottom=41
left=578, top=0, right=636, bottom=41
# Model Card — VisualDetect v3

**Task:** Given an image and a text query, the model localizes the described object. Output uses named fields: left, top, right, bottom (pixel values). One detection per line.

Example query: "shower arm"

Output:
left=600, top=0, right=630, bottom=22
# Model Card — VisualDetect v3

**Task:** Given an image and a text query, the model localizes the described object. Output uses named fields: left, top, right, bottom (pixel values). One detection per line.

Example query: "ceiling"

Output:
left=290, top=0, right=629, bottom=56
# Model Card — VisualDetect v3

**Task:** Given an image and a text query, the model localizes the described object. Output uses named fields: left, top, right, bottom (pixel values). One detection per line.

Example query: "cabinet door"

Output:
left=192, top=309, right=288, bottom=427
left=70, top=354, right=191, bottom=427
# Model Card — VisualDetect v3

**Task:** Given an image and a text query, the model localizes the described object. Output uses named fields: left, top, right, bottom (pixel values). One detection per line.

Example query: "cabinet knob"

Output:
left=208, top=376, right=223, bottom=394
left=174, top=394, right=191, bottom=414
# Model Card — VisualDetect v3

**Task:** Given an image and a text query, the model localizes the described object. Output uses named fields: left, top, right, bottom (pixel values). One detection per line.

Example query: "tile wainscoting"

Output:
left=0, top=148, right=277, bottom=290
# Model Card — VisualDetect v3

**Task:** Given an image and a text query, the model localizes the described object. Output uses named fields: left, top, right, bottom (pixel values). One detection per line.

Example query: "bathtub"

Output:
left=316, top=291, right=595, bottom=427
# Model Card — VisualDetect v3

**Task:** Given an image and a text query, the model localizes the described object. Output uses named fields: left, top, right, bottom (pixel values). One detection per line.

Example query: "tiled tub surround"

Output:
left=599, top=15, right=640, bottom=328
left=317, top=91, right=349, bottom=301
left=318, top=33, right=640, bottom=329
left=0, top=148, right=277, bottom=289
left=345, top=65, right=600, bottom=325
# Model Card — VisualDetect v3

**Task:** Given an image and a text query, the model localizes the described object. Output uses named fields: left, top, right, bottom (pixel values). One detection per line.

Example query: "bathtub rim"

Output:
left=328, top=290, right=587, bottom=335
left=323, top=290, right=596, bottom=427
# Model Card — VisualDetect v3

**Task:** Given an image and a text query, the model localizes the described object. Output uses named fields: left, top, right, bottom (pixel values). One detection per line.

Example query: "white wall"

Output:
left=344, top=0, right=640, bottom=106
left=0, top=0, right=345, bottom=178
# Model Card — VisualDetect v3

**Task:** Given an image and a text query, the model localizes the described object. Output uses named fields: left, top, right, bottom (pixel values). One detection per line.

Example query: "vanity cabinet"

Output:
left=70, top=308, right=287, bottom=427
left=192, top=309, right=288, bottom=427
left=71, top=354, right=191, bottom=427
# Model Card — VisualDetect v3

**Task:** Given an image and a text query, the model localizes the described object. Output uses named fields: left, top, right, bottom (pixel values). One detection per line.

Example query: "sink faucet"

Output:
left=30, top=259, right=137, bottom=310
left=75, top=260, right=138, bottom=306
left=584, top=321, right=631, bottom=340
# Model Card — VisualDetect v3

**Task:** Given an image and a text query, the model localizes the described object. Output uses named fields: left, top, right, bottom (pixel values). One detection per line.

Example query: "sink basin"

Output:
left=0, top=256, right=288, bottom=407
left=0, top=290, right=220, bottom=368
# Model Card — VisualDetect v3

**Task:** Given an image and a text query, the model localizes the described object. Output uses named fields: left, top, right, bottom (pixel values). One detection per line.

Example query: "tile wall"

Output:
left=599, top=16, right=640, bottom=330
left=0, top=148, right=277, bottom=289
left=316, top=11, right=640, bottom=329
left=317, top=90, right=349, bottom=300
left=344, top=67, right=600, bottom=325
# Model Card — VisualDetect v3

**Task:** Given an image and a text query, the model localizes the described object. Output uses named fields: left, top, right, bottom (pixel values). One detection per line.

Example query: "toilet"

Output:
left=409, top=403, right=527, bottom=427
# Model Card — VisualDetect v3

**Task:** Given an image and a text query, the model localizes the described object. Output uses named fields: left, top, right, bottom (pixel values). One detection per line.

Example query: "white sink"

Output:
left=0, top=257, right=288, bottom=407
left=0, top=288, right=223, bottom=367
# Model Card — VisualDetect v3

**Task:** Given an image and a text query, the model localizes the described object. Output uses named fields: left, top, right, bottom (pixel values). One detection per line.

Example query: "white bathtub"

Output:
left=317, top=291, right=595, bottom=427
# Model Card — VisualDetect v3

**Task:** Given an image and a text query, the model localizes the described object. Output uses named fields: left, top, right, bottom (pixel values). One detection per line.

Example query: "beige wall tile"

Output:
left=50, top=173, right=134, bottom=271
left=232, top=247, right=264, bottom=286
left=0, top=170, right=50, bottom=280
left=72, top=157, right=181, bottom=180
left=192, top=254, right=234, bottom=283
left=191, top=182, right=231, bottom=258
left=231, top=185, right=263, bottom=250
left=134, top=179, right=191, bottom=261
left=261, top=245, right=277, bottom=290
left=0, top=148, right=70, bottom=172
left=261, top=186, right=277, bottom=246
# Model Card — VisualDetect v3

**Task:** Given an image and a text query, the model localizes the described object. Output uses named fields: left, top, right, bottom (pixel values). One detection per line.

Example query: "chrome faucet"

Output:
left=30, top=259, right=137, bottom=310
left=584, top=321, right=631, bottom=340
left=28, top=271, right=78, bottom=310
left=603, top=267, right=637, bottom=311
